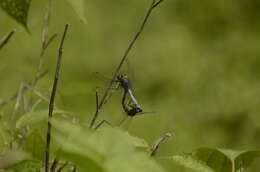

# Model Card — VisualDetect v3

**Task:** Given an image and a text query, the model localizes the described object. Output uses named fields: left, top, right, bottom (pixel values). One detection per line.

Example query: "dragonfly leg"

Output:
left=94, top=120, right=112, bottom=130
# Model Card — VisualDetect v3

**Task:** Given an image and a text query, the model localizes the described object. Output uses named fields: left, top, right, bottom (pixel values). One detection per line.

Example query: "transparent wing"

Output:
left=92, top=72, right=112, bottom=82
left=117, top=114, right=133, bottom=131
left=91, top=72, right=120, bottom=93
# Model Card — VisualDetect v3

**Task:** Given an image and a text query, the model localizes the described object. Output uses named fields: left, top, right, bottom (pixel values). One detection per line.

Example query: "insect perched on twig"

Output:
left=89, top=0, right=165, bottom=129
left=93, top=73, right=152, bottom=129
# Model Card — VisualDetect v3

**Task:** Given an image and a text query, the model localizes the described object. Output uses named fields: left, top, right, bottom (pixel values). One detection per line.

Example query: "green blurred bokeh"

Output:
left=1, top=0, right=260, bottom=171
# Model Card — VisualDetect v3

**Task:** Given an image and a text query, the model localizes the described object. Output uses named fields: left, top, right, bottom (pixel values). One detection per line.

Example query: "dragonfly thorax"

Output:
left=117, top=74, right=130, bottom=91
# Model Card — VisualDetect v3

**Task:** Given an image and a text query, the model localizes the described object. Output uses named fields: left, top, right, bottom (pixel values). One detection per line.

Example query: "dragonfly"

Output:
left=94, top=71, right=152, bottom=129
left=94, top=73, right=143, bottom=112
left=116, top=74, right=143, bottom=114
left=115, top=73, right=155, bottom=128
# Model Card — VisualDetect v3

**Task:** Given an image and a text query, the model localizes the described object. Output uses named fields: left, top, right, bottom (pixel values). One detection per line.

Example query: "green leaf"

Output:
left=0, top=0, right=31, bottom=31
left=172, top=147, right=260, bottom=172
left=51, top=118, right=165, bottom=172
left=16, top=110, right=48, bottom=130
left=124, top=131, right=150, bottom=150
left=218, top=148, right=260, bottom=172
left=234, top=151, right=260, bottom=170
left=65, top=0, right=86, bottom=23
left=0, top=151, right=30, bottom=169
left=5, top=160, right=42, bottom=172
left=168, top=154, right=215, bottom=172
left=22, top=131, right=46, bottom=161
left=16, top=109, right=70, bottom=130
left=193, top=148, right=232, bottom=172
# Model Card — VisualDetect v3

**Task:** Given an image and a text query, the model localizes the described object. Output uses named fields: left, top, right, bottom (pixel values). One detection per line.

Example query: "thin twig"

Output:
left=50, top=158, right=59, bottom=172
left=32, top=33, right=56, bottom=87
left=28, top=0, right=55, bottom=113
left=42, top=0, right=52, bottom=48
left=56, top=161, right=69, bottom=172
left=150, top=132, right=172, bottom=157
left=94, top=87, right=99, bottom=120
left=11, top=83, right=26, bottom=121
left=72, top=166, right=77, bottom=172
left=0, top=70, right=48, bottom=109
left=0, top=30, right=15, bottom=50
left=31, top=0, right=54, bottom=89
left=45, top=24, right=69, bottom=172
left=89, top=0, right=164, bottom=128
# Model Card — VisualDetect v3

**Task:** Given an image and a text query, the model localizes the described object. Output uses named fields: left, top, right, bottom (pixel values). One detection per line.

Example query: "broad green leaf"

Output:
left=0, top=151, right=30, bottom=169
left=234, top=150, right=260, bottom=170
left=65, top=0, right=86, bottom=23
left=16, top=110, right=48, bottom=130
left=218, top=148, right=260, bottom=172
left=5, top=160, right=42, bottom=172
left=193, top=148, right=232, bottom=172
left=22, top=131, right=45, bottom=161
left=168, top=154, right=215, bottom=172
left=177, top=147, right=260, bottom=172
left=51, top=118, right=165, bottom=172
left=16, top=109, right=70, bottom=130
left=124, top=131, right=150, bottom=150
left=0, top=0, right=31, bottom=30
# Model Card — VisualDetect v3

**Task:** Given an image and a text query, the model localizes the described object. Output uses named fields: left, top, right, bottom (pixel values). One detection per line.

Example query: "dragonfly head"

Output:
left=117, top=74, right=128, bottom=81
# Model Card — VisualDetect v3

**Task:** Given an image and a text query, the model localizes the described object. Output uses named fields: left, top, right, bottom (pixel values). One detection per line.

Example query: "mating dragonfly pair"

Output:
left=95, top=72, right=151, bottom=126
left=115, top=74, right=143, bottom=116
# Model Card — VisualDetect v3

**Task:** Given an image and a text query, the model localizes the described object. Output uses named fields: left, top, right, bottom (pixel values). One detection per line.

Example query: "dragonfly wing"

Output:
left=117, top=115, right=128, bottom=126
left=92, top=72, right=112, bottom=82
left=124, top=117, right=133, bottom=131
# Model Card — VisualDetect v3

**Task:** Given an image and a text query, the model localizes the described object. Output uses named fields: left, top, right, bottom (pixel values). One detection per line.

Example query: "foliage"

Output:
left=0, top=0, right=31, bottom=31
left=168, top=148, right=260, bottom=172
left=0, top=151, right=30, bottom=169
left=5, top=160, right=42, bottom=172
left=65, top=0, right=86, bottom=23
left=1, top=0, right=260, bottom=172
left=51, top=118, right=165, bottom=172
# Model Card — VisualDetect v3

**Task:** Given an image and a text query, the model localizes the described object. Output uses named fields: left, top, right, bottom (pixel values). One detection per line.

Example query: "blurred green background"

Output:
left=1, top=0, right=260, bottom=171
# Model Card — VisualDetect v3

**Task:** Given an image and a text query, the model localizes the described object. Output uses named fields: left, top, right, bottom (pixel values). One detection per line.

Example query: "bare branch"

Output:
left=89, top=0, right=164, bottom=128
left=45, top=24, right=69, bottom=172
